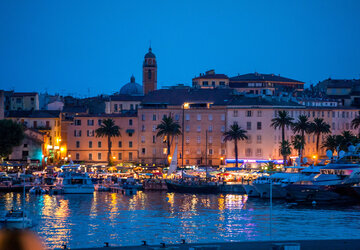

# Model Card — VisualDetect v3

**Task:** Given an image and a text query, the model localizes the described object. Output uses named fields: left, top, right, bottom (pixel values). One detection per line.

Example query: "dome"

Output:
left=145, top=47, right=156, bottom=58
left=120, top=75, right=143, bottom=95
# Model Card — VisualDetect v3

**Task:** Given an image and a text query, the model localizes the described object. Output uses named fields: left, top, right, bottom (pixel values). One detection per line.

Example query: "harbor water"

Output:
left=1, top=191, right=360, bottom=249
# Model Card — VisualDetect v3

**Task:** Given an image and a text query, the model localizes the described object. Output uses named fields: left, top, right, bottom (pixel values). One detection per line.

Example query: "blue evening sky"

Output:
left=0, top=0, right=359, bottom=97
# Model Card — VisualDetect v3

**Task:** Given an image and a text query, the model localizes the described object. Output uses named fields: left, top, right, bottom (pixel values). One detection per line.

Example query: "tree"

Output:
left=271, top=110, right=294, bottom=165
left=339, top=130, right=358, bottom=151
left=322, top=135, right=338, bottom=153
left=280, top=140, right=292, bottom=165
left=95, top=119, right=121, bottom=166
left=292, top=115, right=310, bottom=160
left=156, top=115, right=181, bottom=160
left=292, top=135, right=305, bottom=158
left=0, top=120, right=25, bottom=160
left=351, top=116, right=360, bottom=130
left=223, top=123, right=248, bottom=168
left=309, top=118, right=331, bottom=157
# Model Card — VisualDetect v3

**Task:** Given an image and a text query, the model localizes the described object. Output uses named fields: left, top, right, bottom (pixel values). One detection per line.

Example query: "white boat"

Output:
left=29, top=186, right=47, bottom=194
left=55, top=165, right=94, bottom=194
left=0, top=210, right=32, bottom=229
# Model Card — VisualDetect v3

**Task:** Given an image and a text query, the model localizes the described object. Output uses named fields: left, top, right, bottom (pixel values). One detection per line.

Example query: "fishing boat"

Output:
left=0, top=209, right=32, bottom=229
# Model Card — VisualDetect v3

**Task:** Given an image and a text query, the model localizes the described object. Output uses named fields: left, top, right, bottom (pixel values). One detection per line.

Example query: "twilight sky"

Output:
left=0, top=0, right=359, bottom=97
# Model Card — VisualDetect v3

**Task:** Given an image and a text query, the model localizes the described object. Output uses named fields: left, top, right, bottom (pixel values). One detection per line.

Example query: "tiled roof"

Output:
left=229, top=73, right=303, bottom=84
left=141, top=88, right=235, bottom=106
left=193, top=74, right=229, bottom=80
left=110, top=95, right=144, bottom=102
left=75, top=112, right=137, bottom=118
left=7, top=110, right=60, bottom=118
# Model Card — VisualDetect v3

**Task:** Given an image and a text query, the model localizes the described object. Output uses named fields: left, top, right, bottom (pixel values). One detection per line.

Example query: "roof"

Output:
left=11, top=92, right=38, bottom=97
left=62, top=106, right=88, bottom=113
left=75, top=112, right=137, bottom=118
left=141, top=88, right=235, bottom=106
left=229, top=73, right=304, bottom=84
left=119, top=76, right=143, bottom=95
left=110, top=95, right=144, bottom=102
left=227, top=96, right=303, bottom=108
left=144, top=47, right=156, bottom=58
left=7, top=110, right=60, bottom=118
left=193, top=74, right=229, bottom=80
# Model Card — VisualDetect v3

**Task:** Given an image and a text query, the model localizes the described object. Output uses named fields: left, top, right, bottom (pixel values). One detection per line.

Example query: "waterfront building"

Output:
left=9, top=92, right=39, bottom=111
left=143, top=47, right=157, bottom=95
left=0, top=90, right=4, bottom=119
left=192, top=70, right=229, bottom=89
left=6, top=110, right=62, bottom=162
left=66, top=113, right=138, bottom=164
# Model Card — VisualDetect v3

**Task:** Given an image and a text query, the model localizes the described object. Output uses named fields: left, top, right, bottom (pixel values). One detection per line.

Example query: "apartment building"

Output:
left=10, top=92, right=39, bottom=111
left=66, top=113, right=138, bottom=163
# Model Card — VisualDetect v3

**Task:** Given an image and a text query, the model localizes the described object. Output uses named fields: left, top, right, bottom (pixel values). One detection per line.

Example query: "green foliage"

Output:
left=223, top=123, right=248, bottom=167
left=0, top=120, right=25, bottom=159
left=156, top=115, right=181, bottom=157
left=351, top=115, right=360, bottom=129
left=309, top=118, right=331, bottom=155
left=292, top=135, right=305, bottom=155
left=280, top=140, right=292, bottom=159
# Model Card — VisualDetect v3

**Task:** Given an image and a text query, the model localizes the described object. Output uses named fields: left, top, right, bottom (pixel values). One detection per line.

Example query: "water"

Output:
left=1, top=191, right=360, bottom=249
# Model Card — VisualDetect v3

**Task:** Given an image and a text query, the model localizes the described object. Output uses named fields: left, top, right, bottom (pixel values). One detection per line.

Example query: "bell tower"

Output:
left=143, top=47, right=157, bottom=95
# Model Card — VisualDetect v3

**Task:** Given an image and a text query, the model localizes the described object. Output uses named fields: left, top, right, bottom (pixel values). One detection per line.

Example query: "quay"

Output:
left=74, top=239, right=360, bottom=250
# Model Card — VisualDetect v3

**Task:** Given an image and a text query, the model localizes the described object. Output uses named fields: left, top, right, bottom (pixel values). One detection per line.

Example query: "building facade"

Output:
left=142, top=47, right=157, bottom=95
left=10, top=92, right=39, bottom=111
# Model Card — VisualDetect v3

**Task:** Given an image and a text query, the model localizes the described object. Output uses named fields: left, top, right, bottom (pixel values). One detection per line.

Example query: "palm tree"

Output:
left=223, top=123, right=248, bottom=168
left=280, top=140, right=292, bottom=165
left=322, top=135, right=338, bottom=153
left=292, top=115, right=310, bottom=160
left=292, top=135, right=305, bottom=158
left=339, top=130, right=358, bottom=151
left=271, top=110, right=294, bottom=165
left=156, top=115, right=182, bottom=159
left=351, top=116, right=360, bottom=129
left=309, top=118, right=331, bottom=157
left=95, top=119, right=121, bottom=165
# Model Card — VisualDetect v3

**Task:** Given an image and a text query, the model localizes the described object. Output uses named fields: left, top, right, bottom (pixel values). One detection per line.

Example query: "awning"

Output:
left=126, top=129, right=135, bottom=134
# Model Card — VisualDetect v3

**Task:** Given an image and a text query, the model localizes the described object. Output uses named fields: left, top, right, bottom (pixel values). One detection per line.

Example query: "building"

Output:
left=105, top=95, right=143, bottom=114
left=0, top=90, right=4, bottom=119
left=229, top=73, right=304, bottom=96
left=10, top=92, right=39, bottom=111
left=143, top=47, right=157, bottom=95
left=192, top=70, right=229, bottom=89
left=66, top=114, right=138, bottom=164
left=6, top=110, right=62, bottom=163
left=138, top=88, right=234, bottom=166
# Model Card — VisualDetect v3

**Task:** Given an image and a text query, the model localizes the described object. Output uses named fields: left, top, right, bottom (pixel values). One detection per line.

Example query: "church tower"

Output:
left=143, top=47, right=157, bottom=95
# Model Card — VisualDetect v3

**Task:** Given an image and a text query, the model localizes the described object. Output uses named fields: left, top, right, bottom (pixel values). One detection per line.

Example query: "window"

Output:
left=186, top=125, right=190, bottom=132
left=152, top=135, right=156, bottom=143
left=75, top=120, right=81, bottom=126
left=197, top=136, right=201, bottom=144
left=152, top=125, right=157, bottom=132
left=141, top=136, right=145, bottom=143
left=186, top=136, right=190, bottom=143
left=175, top=114, right=180, bottom=121
left=46, top=121, right=50, bottom=127
left=246, top=135, right=252, bottom=144
left=129, top=152, right=133, bottom=161
left=148, top=69, right=151, bottom=80
left=246, top=111, right=252, bottom=117
left=76, top=141, right=80, bottom=148
left=98, top=153, right=101, bottom=160
left=129, top=141, right=133, bottom=148
left=212, top=81, right=215, bottom=86
left=98, top=119, right=102, bottom=125
left=208, top=114, right=213, bottom=121
left=203, top=81, right=208, bottom=86
left=98, top=141, right=102, bottom=148
left=89, top=141, right=92, bottom=148
left=219, top=81, right=225, bottom=86
left=185, top=114, right=190, bottom=121
left=118, top=141, right=122, bottom=148
left=74, top=130, right=82, bottom=137
left=221, top=126, right=225, bottom=132
left=233, top=110, right=238, bottom=117
left=197, top=114, right=201, bottom=121
left=256, top=148, right=262, bottom=157
left=245, top=148, right=252, bottom=157
left=76, top=153, right=80, bottom=160
left=208, top=125, right=213, bottom=132
left=197, top=149, right=201, bottom=155
left=209, top=149, right=213, bottom=155
left=114, top=104, right=118, bottom=112
left=152, top=114, right=156, bottom=121
left=130, top=104, right=134, bottom=110
left=247, top=122, right=251, bottom=130
left=221, top=114, right=225, bottom=121
left=209, top=136, right=213, bottom=144
left=142, top=148, right=146, bottom=154
left=141, top=125, right=145, bottom=132
left=118, top=153, right=122, bottom=160
left=87, top=130, right=94, bottom=137
left=257, top=122, right=262, bottom=130
left=197, top=126, right=201, bottom=132
left=129, top=119, right=133, bottom=126
left=23, top=144, right=28, bottom=148
left=257, top=135, right=262, bottom=144
left=89, top=153, right=92, bottom=160
left=141, top=114, right=145, bottom=121
left=87, top=120, right=94, bottom=126
left=257, top=111, right=262, bottom=117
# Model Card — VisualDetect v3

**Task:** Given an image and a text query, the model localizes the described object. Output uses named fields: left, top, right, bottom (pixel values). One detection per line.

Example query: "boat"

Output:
left=0, top=209, right=32, bottom=229
left=165, top=179, right=219, bottom=193
left=54, top=165, right=94, bottom=194
left=285, top=146, right=360, bottom=204
left=242, top=184, right=260, bottom=197
left=29, top=186, right=47, bottom=195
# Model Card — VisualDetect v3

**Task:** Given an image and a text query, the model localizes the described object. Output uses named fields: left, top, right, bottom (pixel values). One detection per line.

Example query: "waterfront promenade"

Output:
left=76, top=239, right=360, bottom=250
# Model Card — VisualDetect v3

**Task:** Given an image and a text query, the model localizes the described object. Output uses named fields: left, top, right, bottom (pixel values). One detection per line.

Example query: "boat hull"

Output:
left=165, top=181, right=219, bottom=194
left=62, top=186, right=94, bottom=194
left=253, top=183, right=288, bottom=199
left=242, top=184, right=260, bottom=197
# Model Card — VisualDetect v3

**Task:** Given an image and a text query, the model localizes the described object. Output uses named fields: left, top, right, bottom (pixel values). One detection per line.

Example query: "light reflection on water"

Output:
left=0, top=192, right=360, bottom=249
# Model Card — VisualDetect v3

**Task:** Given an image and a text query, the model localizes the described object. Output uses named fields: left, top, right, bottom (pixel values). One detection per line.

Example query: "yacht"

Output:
left=0, top=209, right=32, bottom=229
left=285, top=147, right=360, bottom=203
left=54, top=165, right=94, bottom=194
